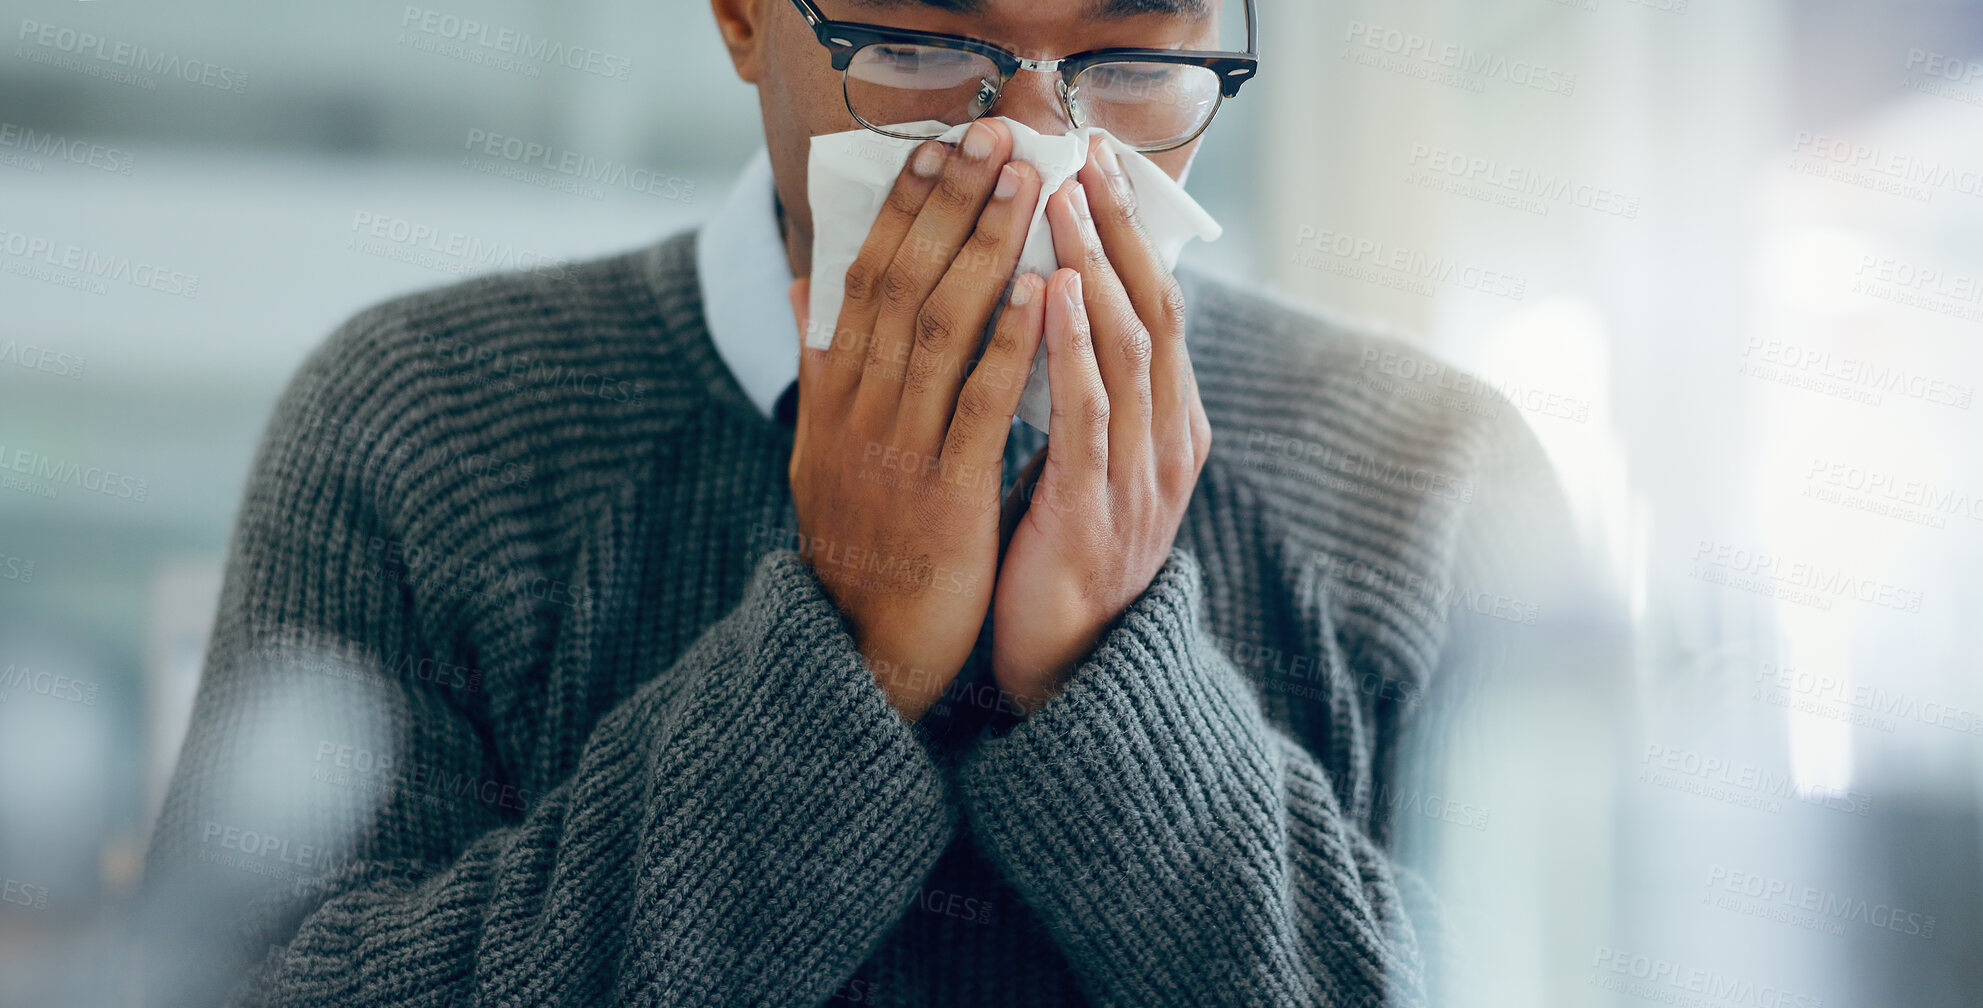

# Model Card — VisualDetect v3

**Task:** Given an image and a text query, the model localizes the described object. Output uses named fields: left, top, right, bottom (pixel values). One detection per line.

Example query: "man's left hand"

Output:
left=991, top=137, right=1212, bottom=715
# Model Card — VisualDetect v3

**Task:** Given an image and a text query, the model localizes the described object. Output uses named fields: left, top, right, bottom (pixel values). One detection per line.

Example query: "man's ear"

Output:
left=711, top=0, right=768, bottom=84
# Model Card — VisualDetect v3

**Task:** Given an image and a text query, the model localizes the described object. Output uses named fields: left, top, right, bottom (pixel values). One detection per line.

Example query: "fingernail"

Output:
left=963, top=121, right=997, bottom=160
left=912, top=142, right=945, bottom=178
left=1009, top=273, right=1035, bottom=306
left=1063, top=271, right=1082, bottom=308
left=994, top=163, right=1019, bottom=199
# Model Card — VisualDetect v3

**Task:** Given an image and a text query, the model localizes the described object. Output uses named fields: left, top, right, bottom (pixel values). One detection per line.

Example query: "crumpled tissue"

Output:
left=805, top=117, right=1221, bottom=432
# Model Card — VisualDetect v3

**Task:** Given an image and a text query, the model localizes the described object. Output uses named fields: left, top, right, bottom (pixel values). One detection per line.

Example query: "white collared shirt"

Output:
left=694, top=149, right=799, bottom=419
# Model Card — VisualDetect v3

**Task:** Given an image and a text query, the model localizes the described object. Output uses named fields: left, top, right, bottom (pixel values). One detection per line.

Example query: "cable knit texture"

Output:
left=141, top=228, right=1576, bottom=1007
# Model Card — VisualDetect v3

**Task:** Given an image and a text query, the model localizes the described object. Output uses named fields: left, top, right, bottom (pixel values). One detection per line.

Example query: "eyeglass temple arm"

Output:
left=788, top=0, right=826, bottom=28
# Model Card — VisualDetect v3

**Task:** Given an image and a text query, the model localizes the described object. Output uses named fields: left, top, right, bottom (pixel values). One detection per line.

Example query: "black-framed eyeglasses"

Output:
left=785, top=0, right=1258, bottom=153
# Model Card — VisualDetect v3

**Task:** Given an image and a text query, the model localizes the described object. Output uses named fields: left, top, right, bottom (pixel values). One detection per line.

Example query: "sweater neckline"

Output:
left=638, top=230, right=788, bottom=434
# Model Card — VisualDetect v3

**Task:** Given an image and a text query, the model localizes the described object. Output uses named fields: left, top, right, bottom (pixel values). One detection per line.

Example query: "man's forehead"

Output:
left=842, top=0, right=1211, bottom=19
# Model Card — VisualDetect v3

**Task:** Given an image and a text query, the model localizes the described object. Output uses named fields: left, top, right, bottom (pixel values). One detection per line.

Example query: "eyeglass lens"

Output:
left=844, top=43, right=1223, bottom=150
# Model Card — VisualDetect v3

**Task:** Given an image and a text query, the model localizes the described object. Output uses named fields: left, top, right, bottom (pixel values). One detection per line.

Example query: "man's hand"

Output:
left=788, top=119, right=1047, bottom=722
left=991, top=137, right=1212, bottom=715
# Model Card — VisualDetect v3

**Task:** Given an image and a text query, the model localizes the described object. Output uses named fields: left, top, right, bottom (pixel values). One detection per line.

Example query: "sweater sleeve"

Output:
left=954, top=547, right=1428, bottom=1008
left=141, top=324, right=953, bottom=1007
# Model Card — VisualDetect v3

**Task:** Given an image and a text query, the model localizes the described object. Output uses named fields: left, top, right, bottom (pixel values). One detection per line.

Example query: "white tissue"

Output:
left=805, top=117, right=1221, bottom=432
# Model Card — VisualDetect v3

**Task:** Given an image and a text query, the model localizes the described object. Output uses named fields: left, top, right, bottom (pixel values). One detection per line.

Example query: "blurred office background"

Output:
left=2, top=0, right=1979, bottom=1004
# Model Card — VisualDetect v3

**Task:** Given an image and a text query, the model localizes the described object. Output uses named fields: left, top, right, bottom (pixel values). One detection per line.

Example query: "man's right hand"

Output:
left=787, top=118, right=1046, bottom=722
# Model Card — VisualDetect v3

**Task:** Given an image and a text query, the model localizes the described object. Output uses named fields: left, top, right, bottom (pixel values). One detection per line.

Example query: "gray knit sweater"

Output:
left=141, top=228, right=1577, bottom=1007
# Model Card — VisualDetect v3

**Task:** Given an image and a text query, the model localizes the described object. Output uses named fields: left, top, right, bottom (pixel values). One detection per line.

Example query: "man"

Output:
left=142, top=0, right=1581, bottom=1005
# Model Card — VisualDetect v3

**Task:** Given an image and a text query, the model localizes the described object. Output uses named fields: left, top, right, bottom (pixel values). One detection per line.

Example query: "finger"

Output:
left=941, top=271, right=1046, bottom=486
left=1077, top=136, right=1194, bottom=455
left=791, top=275, right=819, bottom=402
left=856, top=119, right=1015, bottom=417
left=1000, top=444, right=1047, bottom=554
left=828, top=138, right=953, bottom=399
left=1039, top=267, right=1108, bottom=500
left=900, top=159, right=1043, bottom=443
left=788, top=277, right=820, bottom=475
left=1046, top=178, right=1152, bottom=478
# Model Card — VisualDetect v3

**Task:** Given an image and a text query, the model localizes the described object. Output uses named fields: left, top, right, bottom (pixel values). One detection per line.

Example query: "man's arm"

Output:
left=960, top=547, right=1430, bottom=1008
left=141, top=321, right=951, bottom=1008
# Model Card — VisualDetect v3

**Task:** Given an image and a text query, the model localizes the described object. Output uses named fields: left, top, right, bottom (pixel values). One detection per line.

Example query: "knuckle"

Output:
left=1083, top=242, right=1111, bottom=273
left=914, top=300, right=956, bottom=354
left=884, top=184, right=926, bottom=221
left=843, top=257, right=883, bottom=304
left=953, top=385, right=994, bottom=425
left=1116, top=320, right=1154, bottom=369
left=880, top=264, right=924, bottom=308
left=1158, top=279, right=1188, bottom=330
left=929, top=177, right=979, bottom=218
left=984, top=321, right=1021, bottom=360
left=962, top=226, right=1004, bottom=276
left=1080, top=391, right=1111, bottom=428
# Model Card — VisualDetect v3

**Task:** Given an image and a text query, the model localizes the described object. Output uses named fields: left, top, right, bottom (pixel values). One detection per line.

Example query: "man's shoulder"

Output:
left=265, top=232, right=708, bottom=508
left=311, top=230, right=703, bottom=419
left=1180, top=268, right=1544, bottom=512
left=1178, top=270, right=1581, bottom=676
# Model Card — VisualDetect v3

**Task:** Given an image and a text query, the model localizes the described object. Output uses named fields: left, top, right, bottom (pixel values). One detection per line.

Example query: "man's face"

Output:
left=713, top=0, right=1223, bottom=275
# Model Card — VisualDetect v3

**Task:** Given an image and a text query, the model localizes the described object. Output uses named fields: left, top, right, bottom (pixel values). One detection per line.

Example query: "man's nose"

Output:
left=989, top=70, right=1073, bottom=136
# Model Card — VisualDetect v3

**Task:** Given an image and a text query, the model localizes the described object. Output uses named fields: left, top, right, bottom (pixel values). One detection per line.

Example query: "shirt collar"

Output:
left=695, top=148, right=797, bottom=420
